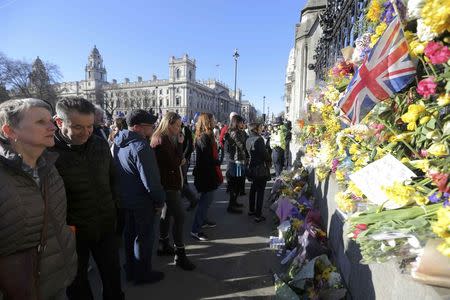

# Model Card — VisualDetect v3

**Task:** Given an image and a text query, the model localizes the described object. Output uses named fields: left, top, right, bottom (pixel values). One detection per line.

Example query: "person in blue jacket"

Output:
left=113, top=109, right=166, bottom=285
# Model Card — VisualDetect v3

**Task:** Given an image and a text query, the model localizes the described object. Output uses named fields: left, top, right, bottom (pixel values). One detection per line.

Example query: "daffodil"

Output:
left=335, top=191, right=356, bottom=213
left=382, top=181, right=416, bottom=207
left=432, top=206, right=450, bottom=257
left=367, top=0, right=384, bottom=22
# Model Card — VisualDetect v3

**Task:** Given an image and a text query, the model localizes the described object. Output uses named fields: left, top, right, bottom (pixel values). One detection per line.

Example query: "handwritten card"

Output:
left=349, top=154, right=416, bottom=209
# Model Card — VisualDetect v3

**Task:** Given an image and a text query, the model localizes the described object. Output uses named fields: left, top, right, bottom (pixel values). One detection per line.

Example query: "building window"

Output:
left=189, top=70, right=192, bottom=80
left=159, top=89, right=162, bottom=95
left=176, top=97, right=180, bottom=106
left=152, top=100, right=156, bottom=107
left=159, top=99, right=163, bottom=107
left=166, top=99, right=169, bottom=106
left=166, top=89, right=169, bottom=95
left=152, top=90, right=156, bottom=95
left=176, top=69, right=180, bottom=79
left=176, top=87, right=180, bottom=93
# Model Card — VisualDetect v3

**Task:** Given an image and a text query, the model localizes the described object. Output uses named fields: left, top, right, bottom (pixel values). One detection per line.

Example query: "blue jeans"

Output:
left=191, top=190, right=216, bottom=233
left=123, top=207, right=157, bottom=282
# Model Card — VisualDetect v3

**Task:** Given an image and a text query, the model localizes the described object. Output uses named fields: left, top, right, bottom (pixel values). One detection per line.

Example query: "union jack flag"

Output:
left=338, top=17, right=416, bottom=124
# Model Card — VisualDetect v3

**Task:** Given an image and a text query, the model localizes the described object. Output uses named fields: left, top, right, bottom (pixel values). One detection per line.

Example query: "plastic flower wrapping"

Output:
left=270, top=167, right=346, bottom=299
left=290, top=0, right=450, bottom=272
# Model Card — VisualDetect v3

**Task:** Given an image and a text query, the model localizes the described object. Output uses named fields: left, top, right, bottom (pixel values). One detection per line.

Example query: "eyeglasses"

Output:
left=140, top=123, right=156, bottom=129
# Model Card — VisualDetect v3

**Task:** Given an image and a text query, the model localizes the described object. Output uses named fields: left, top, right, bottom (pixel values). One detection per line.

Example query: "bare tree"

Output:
left=0, top=53, right=62, bottom=108
left=0, top=84, right=10, bottom=103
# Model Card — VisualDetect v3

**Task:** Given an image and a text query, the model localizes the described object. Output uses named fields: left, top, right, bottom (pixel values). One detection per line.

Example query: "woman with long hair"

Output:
left=191, top=113, right=223, bottom=241
left=150, top=112, right=195, bottom=271
left=224, top=115, right=248, bottom=214
left=246, top=122, right=271, bottom=222
left=0, top=98, right=77, bottom=299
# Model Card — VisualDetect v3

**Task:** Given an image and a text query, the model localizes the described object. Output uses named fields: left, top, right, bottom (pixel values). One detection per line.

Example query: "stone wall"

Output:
left=309, top=171, right=450, bottom=300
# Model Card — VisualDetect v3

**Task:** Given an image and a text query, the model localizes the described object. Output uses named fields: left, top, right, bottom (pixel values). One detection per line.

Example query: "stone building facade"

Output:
left=240, top=100, right=257, bottom=123
left=56, top=46, right=251, bottom=122
left=284, top=0, right=326, bottom=123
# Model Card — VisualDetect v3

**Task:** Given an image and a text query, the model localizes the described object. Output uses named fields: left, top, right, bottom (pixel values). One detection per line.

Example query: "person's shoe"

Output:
left=134, top=270, right=165, bottom=285
left=175, top=247, right=196, bottom=271
left=248, top=211, right=255, bottom=216
left=157, top=238, right=175, bottom=256
left=201, top=221, right=217, bottom=229
left=227, top=206, right=243, bottom=214
left=191, top=231, right=208, bottom=241
left=254, top=216, right=266, bottom=223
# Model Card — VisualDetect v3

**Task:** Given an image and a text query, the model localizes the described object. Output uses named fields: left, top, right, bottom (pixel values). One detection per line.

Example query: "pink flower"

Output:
left=419, top=149, right=428, bottom=158
left=424, top=42, right=450, bottom=65
left=417, top=77, right=437, bottom=99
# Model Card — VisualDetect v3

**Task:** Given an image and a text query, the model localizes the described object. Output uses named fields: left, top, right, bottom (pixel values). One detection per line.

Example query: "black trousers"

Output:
left=67, top=232, right=124, bottom=300
left=160, top=190, right=185, bottom=247
left=181, top=160, right=197, bottom=204
left=249, top=178, right=267, bottom=217
left=272, top=147, right=285, bottom=176
left=228, top=176, right=243, bottom=207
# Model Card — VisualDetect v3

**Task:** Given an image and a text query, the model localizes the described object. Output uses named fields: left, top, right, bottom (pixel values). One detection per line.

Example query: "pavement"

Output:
left=89, top=164, right=279, bottom=300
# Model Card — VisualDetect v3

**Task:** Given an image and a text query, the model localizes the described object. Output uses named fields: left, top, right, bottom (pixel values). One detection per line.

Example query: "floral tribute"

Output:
left=269, top=169, right=347, bottom=299
left=292, top=0, right=450, bottom=276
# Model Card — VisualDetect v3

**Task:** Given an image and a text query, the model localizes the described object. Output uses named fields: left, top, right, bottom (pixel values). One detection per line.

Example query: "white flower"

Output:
left=417, top=19, right=438, bottom=42
left=407, top=0, right=426, bottom=20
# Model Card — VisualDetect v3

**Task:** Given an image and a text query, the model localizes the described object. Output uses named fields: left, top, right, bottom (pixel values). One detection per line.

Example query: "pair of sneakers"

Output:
left=191, top=220, right=216, bottom=241
left=248, top=211, right=266, bottom=223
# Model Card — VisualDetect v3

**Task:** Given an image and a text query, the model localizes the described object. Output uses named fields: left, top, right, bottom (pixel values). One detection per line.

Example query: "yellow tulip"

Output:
left=437, top=94, right=450, bottom=106
left=407, top=122, right=417, bottom=131
left=419, top=116, right=431, bottom=125
left=428, top=143, right=449, bottom=157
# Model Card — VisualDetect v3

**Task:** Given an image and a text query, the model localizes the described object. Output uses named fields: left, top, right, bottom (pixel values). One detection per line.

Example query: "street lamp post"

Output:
left=263, top=96, right=266, bottom=123
left=233, top=49, right=240, bottom=113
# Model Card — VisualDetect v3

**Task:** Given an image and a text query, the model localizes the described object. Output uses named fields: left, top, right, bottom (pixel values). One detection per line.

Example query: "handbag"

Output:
left=0, top=180, right=49, bottom=300
left=247, top=163, right=271, bottom=181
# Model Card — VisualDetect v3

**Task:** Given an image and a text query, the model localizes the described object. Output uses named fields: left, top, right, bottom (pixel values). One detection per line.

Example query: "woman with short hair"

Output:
left=0, top=98, right=77, bottom=299
left=151, top=112, right=195, bottom=271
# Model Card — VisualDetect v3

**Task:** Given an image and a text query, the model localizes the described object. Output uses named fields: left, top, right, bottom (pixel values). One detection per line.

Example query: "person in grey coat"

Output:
left=0, top=98, right=77, bottom=300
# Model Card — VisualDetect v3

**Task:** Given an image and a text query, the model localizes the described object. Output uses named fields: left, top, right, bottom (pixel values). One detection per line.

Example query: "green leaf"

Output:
left=426, top=118, right=436, bottom=130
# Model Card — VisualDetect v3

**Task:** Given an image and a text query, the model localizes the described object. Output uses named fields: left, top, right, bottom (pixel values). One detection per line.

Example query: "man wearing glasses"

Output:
left=112, top=109, right=166, bottom=285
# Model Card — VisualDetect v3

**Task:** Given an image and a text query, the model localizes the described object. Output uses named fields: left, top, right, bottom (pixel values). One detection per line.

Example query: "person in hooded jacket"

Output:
left=113, top=109, right=166, bottom=284
left=0, top=98, right=77, bottom=300
left=150, top=112, right=196, bottom=271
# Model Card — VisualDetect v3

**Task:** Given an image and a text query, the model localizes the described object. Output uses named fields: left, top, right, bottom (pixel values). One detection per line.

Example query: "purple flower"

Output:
left=382, top=0, right=406, bottom=23
left=444, top=199, right=449, bottom=207
left=429, top=192, right=441, bottom=203
left=429, top=192, right=450, bottom=204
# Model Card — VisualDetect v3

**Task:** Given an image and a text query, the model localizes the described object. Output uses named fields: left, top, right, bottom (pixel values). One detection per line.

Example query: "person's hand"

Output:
left=154, top=206, right=163, bottom=214
left=181, top=158, right=186, bottom=166
left=178, top=132, right=184, bottom=144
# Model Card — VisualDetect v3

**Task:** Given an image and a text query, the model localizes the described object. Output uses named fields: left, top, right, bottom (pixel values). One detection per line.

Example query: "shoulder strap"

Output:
left=38, top=180, right=49, bottom=254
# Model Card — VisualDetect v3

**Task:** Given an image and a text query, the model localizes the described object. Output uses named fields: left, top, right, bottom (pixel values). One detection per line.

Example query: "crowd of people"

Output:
left=0, top=97, right=292, bottom=300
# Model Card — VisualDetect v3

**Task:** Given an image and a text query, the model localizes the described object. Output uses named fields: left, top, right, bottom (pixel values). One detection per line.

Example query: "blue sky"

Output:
left=2, top=0, right=306, bottom=115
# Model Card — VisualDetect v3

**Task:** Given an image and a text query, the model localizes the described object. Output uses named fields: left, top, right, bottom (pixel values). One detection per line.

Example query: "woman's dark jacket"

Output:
left=0, top=140, right=77, bottom=299
left=224, top=129, right=248, bottom=162
left=153, top=135, right=183, bottom=191
left=246, top=131, right=271, bottom=170
left=193, top=133, right=222, bottom=193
